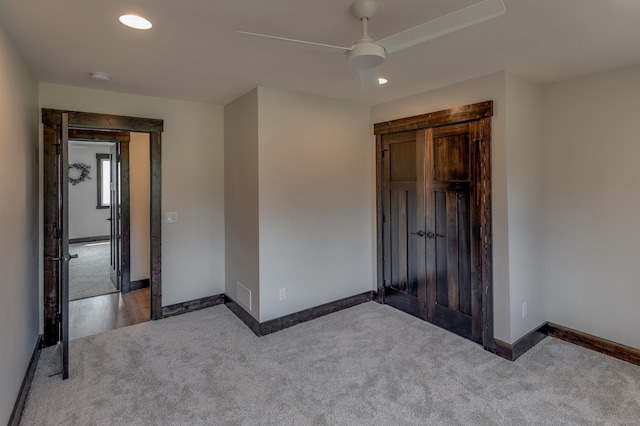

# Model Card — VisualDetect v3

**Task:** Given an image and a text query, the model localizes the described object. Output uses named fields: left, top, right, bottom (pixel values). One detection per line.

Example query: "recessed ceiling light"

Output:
left=378, top=77, right=388, bottom=85
left=119, top=14, right=152, bottom=30
left=90, top=72, right=110, bottom=81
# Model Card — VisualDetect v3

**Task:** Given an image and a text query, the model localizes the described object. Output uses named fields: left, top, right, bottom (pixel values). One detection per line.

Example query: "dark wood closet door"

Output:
left=382, top=130, right=427, bottom=319
left=375, top=102, right=493, bottom=349
left=425, top=122, right=483, bottom=343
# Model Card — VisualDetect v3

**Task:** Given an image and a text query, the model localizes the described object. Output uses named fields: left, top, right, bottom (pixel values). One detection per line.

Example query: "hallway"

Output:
left=69, top=288, right=150, bottom=340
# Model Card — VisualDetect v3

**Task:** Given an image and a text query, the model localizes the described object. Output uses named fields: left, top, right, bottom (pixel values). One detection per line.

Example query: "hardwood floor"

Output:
left=69, top=288, right=150, bottom=340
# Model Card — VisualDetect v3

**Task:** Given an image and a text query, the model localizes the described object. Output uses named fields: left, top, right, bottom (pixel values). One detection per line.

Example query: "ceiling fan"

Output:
left=239, top=0, right=506, bottom=90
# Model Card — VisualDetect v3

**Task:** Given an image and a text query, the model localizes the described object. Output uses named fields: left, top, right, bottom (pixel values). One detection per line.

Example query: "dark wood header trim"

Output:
left=42, top=108, right=163, bottom=133
left=68, top=129, right=130, bottom=142
left=374, top=100, right=493, bottom=135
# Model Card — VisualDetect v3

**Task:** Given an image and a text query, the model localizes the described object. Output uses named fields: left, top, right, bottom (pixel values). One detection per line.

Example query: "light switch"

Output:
left=166, top=212, right=178, bottom=223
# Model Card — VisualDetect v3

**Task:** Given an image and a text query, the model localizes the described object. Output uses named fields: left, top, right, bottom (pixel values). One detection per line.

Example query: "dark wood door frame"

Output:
left=42, top=109, right=163, bottom=347
left=374, top=101, right=495, bottom=352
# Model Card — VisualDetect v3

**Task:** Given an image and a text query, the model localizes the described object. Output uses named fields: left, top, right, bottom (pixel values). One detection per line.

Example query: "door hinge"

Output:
left=479, top=227, right=484, bottom=239
left=56, top=228, right=61, bottom=239
left=117, top=270, right=122, bottom=277
left=382, top=214, right=386, bottom=223
left=56, top=312, right=62, bottom=323
left=381, top=149, right=388, bottom=157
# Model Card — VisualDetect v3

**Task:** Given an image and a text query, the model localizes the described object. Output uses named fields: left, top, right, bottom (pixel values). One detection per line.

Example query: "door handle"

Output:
left=46, top=253, right=78, bottom=262
left=410, top=230, right=426, bottom=237
left=425, top=231, right=445, bottom=239
left=106, top=218, right=112, bottom=221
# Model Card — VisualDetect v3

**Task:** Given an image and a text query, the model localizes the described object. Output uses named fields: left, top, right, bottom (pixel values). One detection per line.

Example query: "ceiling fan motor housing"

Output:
left=350, top=0, right=378, bottom=19
left=347, top=41, right=386, bottom=69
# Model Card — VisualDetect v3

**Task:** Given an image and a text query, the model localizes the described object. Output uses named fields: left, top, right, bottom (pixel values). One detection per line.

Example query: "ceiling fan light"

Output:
left=347, top=42, right=385, bottom=68
left=378, top=77, right=388, bottom=85
left=119, top=14, right=152, bottom=30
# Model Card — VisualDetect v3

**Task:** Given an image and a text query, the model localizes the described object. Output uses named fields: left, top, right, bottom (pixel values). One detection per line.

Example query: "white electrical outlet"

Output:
left=522, top=302, right=527, bottom=318
left=166, top=212, right=178, bottom=223
left=279, top=288, right=286, bottom=301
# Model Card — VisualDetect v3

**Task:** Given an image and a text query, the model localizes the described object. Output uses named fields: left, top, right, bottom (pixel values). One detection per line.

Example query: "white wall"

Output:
left=542, top=65, right=640, bottom=349
left=505, top=73, right=545, bottom=342
left=257, top=87, right=373, bottom=322
left=39, top=84, right=225, bottom=307
left=68, top=143, right=111, bottom=239
left=372, top=72, right=513, bottom=343
left=130, top=132, right=150, bottom=282
left=0, top=24, right=39, bottom=424
left=224, top=89, right=261, bottom=320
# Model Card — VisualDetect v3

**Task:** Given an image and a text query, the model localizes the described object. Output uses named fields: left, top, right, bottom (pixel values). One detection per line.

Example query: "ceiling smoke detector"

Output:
left=90, top=72, right=110, bottom=81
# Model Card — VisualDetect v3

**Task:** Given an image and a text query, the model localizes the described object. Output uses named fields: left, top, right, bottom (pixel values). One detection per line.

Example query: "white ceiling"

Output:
left=1, top=0, right=639, bottom=106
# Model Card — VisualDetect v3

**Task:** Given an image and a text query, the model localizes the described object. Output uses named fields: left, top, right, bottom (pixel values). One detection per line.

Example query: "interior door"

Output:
left=43, top=113, right=71, bottom=378
left=59, top=114, right=73, bottom=379
left=381, top=130, right=427, bottom=319
left=380, top=119, right=487, bottom=344
left=425, top=122, right=482, bottom=343
left=109, top=143, right=121, bottom=290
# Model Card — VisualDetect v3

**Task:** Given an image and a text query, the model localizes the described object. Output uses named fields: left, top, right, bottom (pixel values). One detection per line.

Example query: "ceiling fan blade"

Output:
left=358, top=67, right=380, bottom=90
left=238, top=31, right=352, bottom=52
left=378, top=0, right=506, bottom=54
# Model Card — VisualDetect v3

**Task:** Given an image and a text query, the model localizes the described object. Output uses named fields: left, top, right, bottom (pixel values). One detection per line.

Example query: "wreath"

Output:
left=69, top=162, right=92, bottom=186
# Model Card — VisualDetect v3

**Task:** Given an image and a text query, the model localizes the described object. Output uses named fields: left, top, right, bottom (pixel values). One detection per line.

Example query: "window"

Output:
left=96, top=153, right=110, bottom=209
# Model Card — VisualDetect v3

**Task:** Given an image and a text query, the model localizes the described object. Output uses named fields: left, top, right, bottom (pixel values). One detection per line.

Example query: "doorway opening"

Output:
left=66, top=131, right=151, bottom=340
left=42, top=109, right=163, bottom=357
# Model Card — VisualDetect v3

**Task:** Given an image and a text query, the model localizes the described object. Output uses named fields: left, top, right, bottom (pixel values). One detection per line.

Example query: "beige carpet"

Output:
left=69, top=242, right=117, bottom=301
left=21, top=302, right=640, bottom=425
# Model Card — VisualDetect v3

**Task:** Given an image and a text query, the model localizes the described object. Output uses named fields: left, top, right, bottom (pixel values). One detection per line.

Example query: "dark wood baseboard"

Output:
left=547, top=322, right=640, bottom=367
left=495, top=322, right=640, bottom=366
left=493, top=339, right=513, bottom=361
left=128, top=279, right=150, bottom=292
left=159, top=292, right=640, bottom=366
left=69, top=235, right=110, bottom=244
left=9, top=335, right=43, bottom=426
left=226, top=291, right=374, bottom=337
left=259, top=291, right=373, bottom=336
left=494, top=323, right=549, bottom=361
left=161, top=294, right=225, bottom=318
left=225, top=297, right=261, bottom=336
